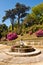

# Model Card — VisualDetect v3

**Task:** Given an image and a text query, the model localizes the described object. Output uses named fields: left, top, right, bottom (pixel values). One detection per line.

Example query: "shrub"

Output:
left=0, top=24, right=8, bottom=38
left=35, top=29, right=43, bottom=37
left=1, top=31, right=8, bottom=37
left=7, top=32, right=18, bottom=40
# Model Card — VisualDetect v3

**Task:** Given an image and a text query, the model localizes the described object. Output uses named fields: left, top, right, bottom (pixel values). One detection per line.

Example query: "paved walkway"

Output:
left=0, top=44, right=43, bottom=65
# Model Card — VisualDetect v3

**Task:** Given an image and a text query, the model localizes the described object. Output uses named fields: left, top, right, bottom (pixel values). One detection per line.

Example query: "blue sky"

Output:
left=0, top=0, right=43, bottom=26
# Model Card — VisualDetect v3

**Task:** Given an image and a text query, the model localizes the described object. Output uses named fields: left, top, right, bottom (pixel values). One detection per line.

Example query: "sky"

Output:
left=0, top=0, right=43, bottom=26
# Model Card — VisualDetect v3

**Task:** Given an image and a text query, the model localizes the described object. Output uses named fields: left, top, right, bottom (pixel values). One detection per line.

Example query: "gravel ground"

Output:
left=0, top=44, right=43, bottom=65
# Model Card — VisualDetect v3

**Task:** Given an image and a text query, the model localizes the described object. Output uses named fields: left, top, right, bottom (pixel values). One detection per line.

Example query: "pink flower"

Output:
left=7, top=32, right=18, bottom=40
left=35, top=29, right=43, bottom=37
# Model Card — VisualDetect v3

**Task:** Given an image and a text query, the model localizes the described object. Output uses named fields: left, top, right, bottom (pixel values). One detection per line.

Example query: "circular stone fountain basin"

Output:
left=5, top=45, right=41, bottom=57
left=11, top=45, right=35, bottom=53
left=6, top=49, right=41, bottom=57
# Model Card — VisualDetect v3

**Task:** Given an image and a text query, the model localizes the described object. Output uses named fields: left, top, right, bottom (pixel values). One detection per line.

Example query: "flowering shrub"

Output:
left=7, top=32, right=18, bottom=40
left=35, top=29, right=43, bottom=37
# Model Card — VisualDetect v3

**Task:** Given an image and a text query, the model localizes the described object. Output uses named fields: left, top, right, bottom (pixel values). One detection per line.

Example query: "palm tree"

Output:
left=2, top=9, right=16, bottom=31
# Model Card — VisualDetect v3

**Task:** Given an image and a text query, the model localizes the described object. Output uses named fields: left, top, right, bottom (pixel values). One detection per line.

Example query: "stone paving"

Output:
left=0, top=44, right=43, bottom=65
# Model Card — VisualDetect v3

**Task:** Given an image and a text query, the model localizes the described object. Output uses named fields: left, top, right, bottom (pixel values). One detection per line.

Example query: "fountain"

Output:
left=11, top=39, right=35, bottom=53
left=5, top=39, right=41, bottom=57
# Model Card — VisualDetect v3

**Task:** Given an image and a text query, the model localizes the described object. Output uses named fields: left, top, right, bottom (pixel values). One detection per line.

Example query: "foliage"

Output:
left=15, top=3, right=30, bottom=24
left=1, top=3, right=43, bottom=38
left=32, top=3, right=43, bottom=15
left=2, top=3, right=30, bottom=31
left=32, top=3, right=43, bottom=24
left=23, top=3, right=43, bottom=27
left=2, top=9, right=16, bottom=30
left=23, top=13, right=37, bottom=26
left=8, top=25, right=12, bottom=32
left=0, top=24, right=8, bottom=37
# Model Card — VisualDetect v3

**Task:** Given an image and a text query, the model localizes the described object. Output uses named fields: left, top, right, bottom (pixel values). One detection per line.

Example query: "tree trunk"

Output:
left=18, top=15, right=20, bottom=28
left=17, top=15, right=20, bottom=34
left=11, top=18, right=14, bottom=31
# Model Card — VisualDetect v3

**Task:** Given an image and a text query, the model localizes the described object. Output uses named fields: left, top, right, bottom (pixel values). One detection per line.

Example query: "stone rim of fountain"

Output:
left=5, top=48, right=41, bottom=57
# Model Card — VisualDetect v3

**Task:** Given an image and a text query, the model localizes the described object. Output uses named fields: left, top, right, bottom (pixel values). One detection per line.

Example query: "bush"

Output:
left=0, top=24, right=8, bottom=38
left=7, top=32, right=18, bottom=40
left=35, top=29, right=43, bottom=37
left=1, top=31, right=8, bottom=37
